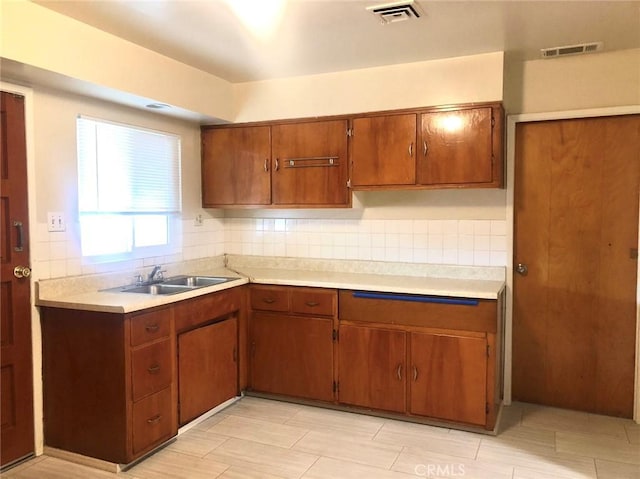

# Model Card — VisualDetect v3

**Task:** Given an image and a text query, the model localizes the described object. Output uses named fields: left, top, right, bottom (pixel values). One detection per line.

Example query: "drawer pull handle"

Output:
left=145, top=324, right=159, bottom=332
left=413, top=365, right=418, bottom=382
left=147, top=414, right=162, bottom=424
left=396, top=363, right=403, bottom=381
left=147, top=364, right=161, bottom=374
left=305, top=301, right=319, bottom=307
left=262, top=298, right=276, bottom=304
left=352, top=291, right=479, bottom=306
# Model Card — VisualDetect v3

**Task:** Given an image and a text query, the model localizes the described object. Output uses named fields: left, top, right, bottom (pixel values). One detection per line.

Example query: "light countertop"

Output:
left=36, top=255, right=505, bottom=313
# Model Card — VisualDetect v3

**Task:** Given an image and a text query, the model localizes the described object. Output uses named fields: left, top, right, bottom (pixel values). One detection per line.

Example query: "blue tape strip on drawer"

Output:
left=352, top=291, right=479, bottom=306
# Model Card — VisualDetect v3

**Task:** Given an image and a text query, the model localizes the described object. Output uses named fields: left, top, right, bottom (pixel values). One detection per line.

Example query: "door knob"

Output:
left=516, top=263, right=528, bottom=276
left=14, top=265, right=31, bottom=279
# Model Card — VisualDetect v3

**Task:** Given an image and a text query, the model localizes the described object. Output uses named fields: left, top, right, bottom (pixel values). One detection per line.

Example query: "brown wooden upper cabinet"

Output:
left=201, top=102, right=504, bottom=208
left=350, top=102, right=503, bottom=190
left=350, top=113, right=417, bottom=187
left=272, top=119, right=349, bottom=207
left=201, top=120, right=350, bottom=208
left=201, top=126, right=271, bottom=206
left=417, top=105, right=502, bottom=187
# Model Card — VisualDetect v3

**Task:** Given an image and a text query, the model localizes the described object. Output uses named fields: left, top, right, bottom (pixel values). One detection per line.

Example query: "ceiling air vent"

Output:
left=367, top=0, right=422, bottom=24
left=541, top=42, right=603, bottom=59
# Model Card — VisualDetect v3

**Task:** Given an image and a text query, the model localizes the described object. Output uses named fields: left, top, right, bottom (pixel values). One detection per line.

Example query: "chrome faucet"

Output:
left=148, top=265, right=163, bottom=282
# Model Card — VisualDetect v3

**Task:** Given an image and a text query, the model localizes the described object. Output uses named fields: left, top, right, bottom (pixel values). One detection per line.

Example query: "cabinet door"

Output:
left=250, top=313, right=334, bottom=401
left=417, top=107, right=493, bottom=186
left=201, top=126, right=271, bottom=206
left=271, top=120, right=349, bottom=206
left=409, top=332, right=487, bottom=425
left=351, top=114, right=416, bottom=187
left=178, top=317, right=238, bottom=425
left=338, top=324, right=406, bottom=413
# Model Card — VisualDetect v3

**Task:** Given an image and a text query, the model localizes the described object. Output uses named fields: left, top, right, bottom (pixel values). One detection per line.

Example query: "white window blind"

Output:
left=77, top=116, right=182, bottom=261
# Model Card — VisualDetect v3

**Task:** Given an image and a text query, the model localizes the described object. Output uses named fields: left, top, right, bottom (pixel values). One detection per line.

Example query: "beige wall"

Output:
left=504, top=48, right=640, bottom=114
left=1, top=0, right=234, bottom=122
left=233, top=52, right=504, bottom=122
left=31, top=88, right=206, bottom=222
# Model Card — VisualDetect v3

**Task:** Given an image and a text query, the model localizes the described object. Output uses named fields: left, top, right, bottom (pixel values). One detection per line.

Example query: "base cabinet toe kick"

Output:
left=247, top=286, right=504, bottom=431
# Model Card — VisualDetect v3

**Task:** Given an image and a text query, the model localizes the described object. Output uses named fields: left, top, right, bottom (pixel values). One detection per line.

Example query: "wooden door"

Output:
left=249, top=313, right=334, bottom=401
left=350, top=114, right=416, bottom=187
left=338, top=324, right=406, bottom=413
left=409, top=332, right=487, bottom=425
left=513, top=115, right=640, bottom=417
left=271, top=120, right=349, bottom=206
left=417, top=107, right=494, bottom=186
left=201, top=126, right=271, bottom=206
left=1, top=91, right=34, bottom=467
left=178, top=317, right=238, bottom=425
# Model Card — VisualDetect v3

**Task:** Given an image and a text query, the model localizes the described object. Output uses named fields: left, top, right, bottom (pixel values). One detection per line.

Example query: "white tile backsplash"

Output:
left=32, top=217, right=507, bottom=280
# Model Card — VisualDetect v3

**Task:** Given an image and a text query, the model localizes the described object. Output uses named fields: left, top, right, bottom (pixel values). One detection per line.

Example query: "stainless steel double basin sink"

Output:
left=104, top=275, right=239, bottom=296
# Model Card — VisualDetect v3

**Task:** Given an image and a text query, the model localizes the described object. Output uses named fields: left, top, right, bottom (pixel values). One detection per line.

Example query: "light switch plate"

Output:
left=47, top=212, right=66, bottom=232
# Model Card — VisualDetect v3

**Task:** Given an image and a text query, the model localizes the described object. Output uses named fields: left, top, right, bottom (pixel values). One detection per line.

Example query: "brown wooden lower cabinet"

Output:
left=337, top=289, right=503, bottom=429
left=40, top=306, right=178, bottom=464
left=409, top=332, right=488, bottom=426
left=249, top=313, right=334, bottom=401
left=178, top=316, right=238, bottom=425
left=337, top=324, right=406, bottom=413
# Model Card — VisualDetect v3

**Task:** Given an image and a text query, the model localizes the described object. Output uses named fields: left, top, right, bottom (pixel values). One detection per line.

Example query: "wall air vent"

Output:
left=366, top=0, right=422, bottom=24
left=541, top=42, right=603, bottom=59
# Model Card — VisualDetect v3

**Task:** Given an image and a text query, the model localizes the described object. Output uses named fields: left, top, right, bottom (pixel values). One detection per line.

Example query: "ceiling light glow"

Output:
left=225, top=0, right=286, bottom=41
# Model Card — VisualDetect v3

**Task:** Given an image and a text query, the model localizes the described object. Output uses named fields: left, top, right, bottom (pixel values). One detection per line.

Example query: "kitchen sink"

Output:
left=161, top=275, right=234, bottom=287
left=103, top=275, right=239, bottom=295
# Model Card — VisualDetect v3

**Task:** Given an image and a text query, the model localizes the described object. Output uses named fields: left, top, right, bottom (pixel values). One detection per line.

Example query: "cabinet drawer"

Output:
left=132, top=387, right=173, bottom=454
left=174, top=287, right=243, bottom=333
left=291, top=288, right=336, bottom=317
left=249, top=285, right=290, bottom=312
left=130, top=308, right=172, bottom=347
left=339, top=290, right=497, bottom=333
left=131, top=339, right=172, bottom=401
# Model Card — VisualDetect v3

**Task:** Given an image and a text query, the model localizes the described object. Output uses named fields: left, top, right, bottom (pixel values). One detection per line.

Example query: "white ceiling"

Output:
left=35, top=0, right=640, bottom=83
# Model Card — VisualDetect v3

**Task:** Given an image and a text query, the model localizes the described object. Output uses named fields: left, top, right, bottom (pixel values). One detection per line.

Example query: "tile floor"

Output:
left=4, top=397, right=640, bottom=478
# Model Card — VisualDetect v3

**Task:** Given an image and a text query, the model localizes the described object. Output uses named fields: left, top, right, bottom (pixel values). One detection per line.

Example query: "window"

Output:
left=77, top=116, right=182, bottom=262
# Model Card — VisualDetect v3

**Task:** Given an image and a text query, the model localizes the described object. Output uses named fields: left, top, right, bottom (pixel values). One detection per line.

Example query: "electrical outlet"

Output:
left=194, top=214, right=204, bottom=227
left=47, top=212, right=66, bottom=232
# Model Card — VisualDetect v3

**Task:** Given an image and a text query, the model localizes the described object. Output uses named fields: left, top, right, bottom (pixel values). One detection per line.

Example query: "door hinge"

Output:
left=332, top=329, right=339, bottom=342
left=347, top=178, right=352, bottom=189
left=333, top=381, right=339, bottom=393
left=486, top=403, right=490, bottom=414
left=491, top=116, right=495, bottom=128
left=347, top=127, right=353, bottom=137
left=486, top=344, right=490, bottom=357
